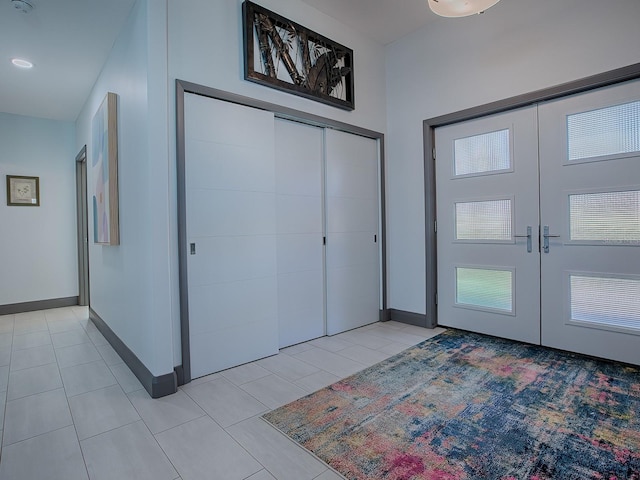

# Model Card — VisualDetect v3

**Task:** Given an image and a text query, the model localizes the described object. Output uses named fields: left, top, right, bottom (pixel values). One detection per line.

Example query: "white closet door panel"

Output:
left=275, top=118, right=325, bottom=348
left=327, top=263, right=380, bottom=335
left=276, top=195, right=323, bottom=234
left=325, top=232, right=377, bottom=269
left=277, top=271, right=325, bottom=346
left=189, top=278, right=278, bottom=334
left=185, top=93, right=278, bottom=378
left=185, top=95, right=274, bottom=147
left=277, top=234, right=323, bottom=274
left=325, top=134, right=378, bottom=198
left=325, top=129, right=380, bottom=335
left=187, top=141, right=276, bottom=193
left=326, top=196, right=378, bottom=233
left=188, top=190, right=277, bottom=237
left=276, top=123, right=323, bottom=196
left=187, top=235, right=277, bottom=287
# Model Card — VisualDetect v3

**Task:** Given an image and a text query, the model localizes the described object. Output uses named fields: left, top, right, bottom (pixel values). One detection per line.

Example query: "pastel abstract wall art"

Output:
left=92, top=92, right=119, bottom=245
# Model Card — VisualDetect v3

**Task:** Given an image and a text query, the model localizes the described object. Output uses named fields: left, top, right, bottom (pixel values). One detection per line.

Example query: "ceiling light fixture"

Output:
left=11, top=0, right=34, bottom=14
left=11, top=58, right=34, bottom=69
left=428, top=0, right=501, bottom=17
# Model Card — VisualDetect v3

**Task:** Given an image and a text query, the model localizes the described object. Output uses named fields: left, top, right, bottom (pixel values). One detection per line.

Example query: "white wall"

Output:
left=75, top=0, right=174, bottom=377
left=0, top=113, right=77, bottom=306
left=168, top=0, right=388, bottom=364
left=385, top=0, right=640, bottom=315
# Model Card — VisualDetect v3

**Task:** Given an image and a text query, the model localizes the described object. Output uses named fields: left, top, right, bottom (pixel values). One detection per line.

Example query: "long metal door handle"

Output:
left=514, top=226, right=532, bottom=253
left=543, top=225, right=561, bottom=253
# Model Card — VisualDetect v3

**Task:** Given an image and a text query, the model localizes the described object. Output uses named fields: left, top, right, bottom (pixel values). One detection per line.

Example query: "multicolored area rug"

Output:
left=263, top=330, right=640, bottom=480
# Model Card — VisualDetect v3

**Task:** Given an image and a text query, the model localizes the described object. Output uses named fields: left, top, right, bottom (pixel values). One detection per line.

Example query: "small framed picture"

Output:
left=6, top=175, right=40, bottom=206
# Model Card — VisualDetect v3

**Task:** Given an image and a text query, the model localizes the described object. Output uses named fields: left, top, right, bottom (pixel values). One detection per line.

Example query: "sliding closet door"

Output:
left=325, top=129, right=380, bottom=335
left=184, top=93, right=278, bottom=378
left=275, top=119, right=325, bottom=348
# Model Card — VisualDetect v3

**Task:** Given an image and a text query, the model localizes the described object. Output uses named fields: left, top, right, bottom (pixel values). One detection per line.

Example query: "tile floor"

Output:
left=0, top=306, right=445, bottom=480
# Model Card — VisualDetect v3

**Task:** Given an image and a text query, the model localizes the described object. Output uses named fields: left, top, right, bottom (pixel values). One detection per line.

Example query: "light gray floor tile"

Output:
left=3, top=388, right=72, bottom=445
left=366, top=325, right=427, bottom=346
left=0, top=316, right=14, bottom=334
left=221, top=362, right=272, bottom=386
left=184, top=371, right=222, bottom=386
left=228, top=416, right=327, bottom=480
left=47, top=318, right=84, bottom=335
left=11, top=331, right=51, bottom=351
left=0, top=332, right=12, bottom=348
left=81, top=421, right=176, bottom=480
left=315, top=469, right=345, bottom=480
left=183, top=377, right=267, bottom=428
left=87, top=330, right=109, bottom=346
left=294, top=370, right=341, bottom=393
left=293, top=347, right=366, bottom=378
left=0, top=391, right=5, bottom=430
left=257, top=353, right=320, bottom=381
left=374, top=321, right=406, bottom=331
left=378, top=341, right=412, bottom=356
left=155, top=416, right=262, bottom=480
left=0, top=425, right=89, bottom=480
left=109, top=363, right=143, bottom=393
left=128, top=389, right=205, bottom=434
left=0, top=365, right=9, bottom=392
left=95, top=343, right=124, bottom=366
left=280, top=342, right=316, bottom=355
left=61, top=360, right=117, bottom=397
left=52, top=329, right=91, bottom=349
left=7, top=362, right=62, bottom=400
left=10, top=343, right=56, bottom=371
left=336, top=345, right=390, bottom=367
left=335, top=329, right=393, bottom=350
left=309, top=336, right=353, bottom=352
left=0, top=346, right=11, bottom=367
left=55, top=342, right=102, bottom=369
left=240, top=374, right=307, bottom=409
left=69, top=384, right=140, bottom=440
left=44, top=307, right=77, bottom=322
left=71, top=306, right=90, bottom=320
left=246, top=470, right=277, bottom=480
left=13, top=317, right=48, bottom=335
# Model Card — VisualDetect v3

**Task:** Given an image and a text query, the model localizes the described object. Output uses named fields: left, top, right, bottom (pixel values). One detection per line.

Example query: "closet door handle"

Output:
left=542, top=226, right=561, bottom=253
left=514, top=226, right=532, bottom=253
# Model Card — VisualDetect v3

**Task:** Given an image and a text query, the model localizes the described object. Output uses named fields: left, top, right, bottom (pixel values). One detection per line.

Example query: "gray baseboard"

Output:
left=89, top=308, right=177, bottom=399
left=0, top=296, right=78, bottom=316
left=389, top=308, right=437, bottom=329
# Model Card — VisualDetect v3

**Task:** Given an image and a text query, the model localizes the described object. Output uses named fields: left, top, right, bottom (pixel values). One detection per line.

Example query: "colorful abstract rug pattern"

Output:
left=263, top=330, right=640, bottom=480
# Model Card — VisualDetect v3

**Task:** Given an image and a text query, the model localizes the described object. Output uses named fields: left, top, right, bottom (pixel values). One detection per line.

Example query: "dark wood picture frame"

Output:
left=242, top=1, right=355, bottom=111
left=6, top=175, right=40, bottom=206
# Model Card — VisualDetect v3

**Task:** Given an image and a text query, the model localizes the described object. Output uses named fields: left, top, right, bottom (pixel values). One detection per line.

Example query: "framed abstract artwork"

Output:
left=92, top=92, right=120, bottom=245
left=6, top=175, right=40, bottom=206
left=242, top=1, right=354, bottom=110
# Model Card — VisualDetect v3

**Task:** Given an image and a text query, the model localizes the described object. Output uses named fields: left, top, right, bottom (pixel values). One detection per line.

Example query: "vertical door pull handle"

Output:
left=190, top=243, right=196, bottom=255
left=542, top=226, right=561, bottom=253
left=514, top=226, right=532, bottom=253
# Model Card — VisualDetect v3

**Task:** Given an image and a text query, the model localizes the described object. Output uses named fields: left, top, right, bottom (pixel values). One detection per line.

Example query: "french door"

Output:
left=436, top=79, right=640, bottom=365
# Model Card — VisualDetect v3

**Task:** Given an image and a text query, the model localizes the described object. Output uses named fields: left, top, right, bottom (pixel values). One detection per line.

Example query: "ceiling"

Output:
left=0, top=0, right=435, bottom=122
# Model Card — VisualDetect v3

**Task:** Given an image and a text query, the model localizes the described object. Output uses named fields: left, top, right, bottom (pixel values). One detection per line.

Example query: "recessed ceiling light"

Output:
left=11, top=58, right=34, bottom=69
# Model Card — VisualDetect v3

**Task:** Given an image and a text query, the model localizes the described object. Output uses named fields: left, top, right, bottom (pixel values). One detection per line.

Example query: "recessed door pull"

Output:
left=542, top=226, right=560, bottom=253
left=190, top=243, right=196, bottom=255
left=514, top=226, right=533, bottom=253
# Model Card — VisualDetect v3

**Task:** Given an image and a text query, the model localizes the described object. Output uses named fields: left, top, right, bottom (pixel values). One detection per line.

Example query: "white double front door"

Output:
left=436, top=79, right=640, bottom=365
left=184, top=93, right=380, bottom=378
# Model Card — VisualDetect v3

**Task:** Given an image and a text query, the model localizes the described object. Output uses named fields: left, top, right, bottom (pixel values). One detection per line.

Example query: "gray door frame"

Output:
left=175, top=79, right=387, bottom=385
left=76, top=145, right=90, bottom=306
left=424, top=62, right=640, bottom=329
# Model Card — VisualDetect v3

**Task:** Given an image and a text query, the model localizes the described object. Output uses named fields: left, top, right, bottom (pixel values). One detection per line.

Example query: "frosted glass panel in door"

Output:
left=275, top=119, right=324, bottom=348
left=325, top=129, right=380, bottom=335
left=185, top=93, right=278, bottom=379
